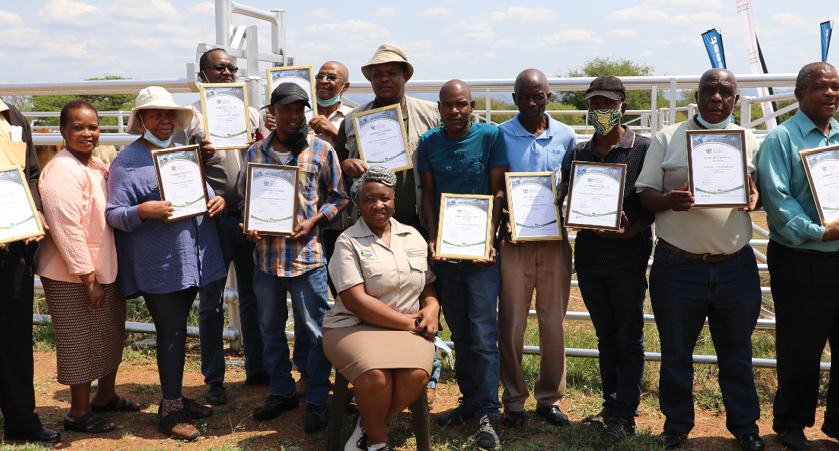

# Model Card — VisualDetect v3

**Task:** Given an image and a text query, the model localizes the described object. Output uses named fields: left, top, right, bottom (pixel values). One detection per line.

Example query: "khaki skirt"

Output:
left=42, top=277, right=126, bottom=385
left=323, top=323, right=435, bottom=383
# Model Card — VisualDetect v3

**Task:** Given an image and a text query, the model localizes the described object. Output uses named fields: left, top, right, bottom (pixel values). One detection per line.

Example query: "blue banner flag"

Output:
left=702, top=29, right=727, bottom=69
left=822, top=21, right=833, bottom=62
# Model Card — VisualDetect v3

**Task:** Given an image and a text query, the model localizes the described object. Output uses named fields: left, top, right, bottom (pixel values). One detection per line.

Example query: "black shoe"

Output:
left=436, top=397, right=479, bottom=426
left=253, top=393, right=300, bottom=421
left=206, top=382, right=227, bottom=406
left=660, top=429, right=687, bottom=450
left=779, top=429, right=809, bottom=451
left=535, top=404, right=570, bottom=426
left=244, top=371, right=271, bottom=386
left=738, top=433, right=765, bottom=451
left=582, top=407, right=613, bottom=427
left=182, top=397, right=213, bottom=419
left=600, top=416, right=637, bottom=442
left=504, top=410, right=525, bottom=428
left=304, top=403, right=329, bottom=432
left=4, top=426, right=61, bottom=443
left=475, top=415, right=500, bottom=449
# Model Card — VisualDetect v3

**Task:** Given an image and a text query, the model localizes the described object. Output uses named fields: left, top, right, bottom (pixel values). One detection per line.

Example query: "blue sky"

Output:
left=1, top=0, right=835, bottom=87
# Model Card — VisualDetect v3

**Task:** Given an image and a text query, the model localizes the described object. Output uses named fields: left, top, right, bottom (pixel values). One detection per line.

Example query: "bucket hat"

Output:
left=126, top=86, right=193, bottom=135
left=360, top=44, right=414, bottom=82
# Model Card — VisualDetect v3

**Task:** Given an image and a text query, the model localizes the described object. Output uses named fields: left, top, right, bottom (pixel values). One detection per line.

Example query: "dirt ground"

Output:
left=1, top=349, right=838, bottom=451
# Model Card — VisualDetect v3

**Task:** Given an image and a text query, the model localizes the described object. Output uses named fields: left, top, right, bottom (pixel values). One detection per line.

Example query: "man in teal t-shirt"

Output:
left=417, top=80, right=508, bottom=450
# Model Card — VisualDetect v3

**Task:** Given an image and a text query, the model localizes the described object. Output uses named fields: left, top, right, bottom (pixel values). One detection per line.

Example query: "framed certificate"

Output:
left=151, top=145, right=209, bottom=222
left=435, top=194, right=493, bottom=260
left=266, top=66, right=318, bottom=122
left=242, top=163, right=300, bottom=236
left=686, top=129, right=749, bottom=208
left=506, top=172, right=562, bottom=241
left=564, top=162, right=626, bottom=231
left=352, top=105, right=411, bottom=172
left=200, top=83, right=252, bottom=149
left=0, top=165, right=44, bottom=244
left=800, top=144, right=839, bottom=225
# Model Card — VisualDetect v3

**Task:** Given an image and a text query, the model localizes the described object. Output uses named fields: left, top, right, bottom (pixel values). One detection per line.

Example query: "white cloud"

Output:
left=644, top=0, right=722, bottom=10
left=374, top=7, right=397, bottom=18
left=669, top=11, right=732, bottom=27
left=307, top=8, right=333, bottom=20
left=0, top=10, right=24, bottom=27
left=537, top=29, right=603, bottom=47
left=639, top=51, right=655, bottom=57
left=447, top=20, right=494, bottom=40
left=489, top=7, right=555, bottom=23
left=770, top=13, right=817, bottom=34
left=305, top=20, right=393, bottom=41
left=606, top=6, right=668, bottom=22
left=188, top=1, right=214, bottom=16
left=38, top=0, right=106, bottom=27
left=423, top=7, right=451, bottom=19
left=402, top=40, right=434, bottom=52
left=607, top=29, right=637, bottom=38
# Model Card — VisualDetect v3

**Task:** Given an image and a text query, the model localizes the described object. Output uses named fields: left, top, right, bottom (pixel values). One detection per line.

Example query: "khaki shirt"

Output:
left=0, top=99, right=26, bottom=168
left=635, top=116, right=759, bottom=255
left=324, top=217, right=436, bottom=329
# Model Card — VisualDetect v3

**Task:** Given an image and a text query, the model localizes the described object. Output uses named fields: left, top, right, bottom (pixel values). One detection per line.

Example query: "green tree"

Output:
left=473, top=96, right=585, bottom=129
left=32, top=74, right=135, bottom=132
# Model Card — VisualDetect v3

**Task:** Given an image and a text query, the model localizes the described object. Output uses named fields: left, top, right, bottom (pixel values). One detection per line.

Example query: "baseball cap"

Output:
left=584, top=76, right=626, bottom=102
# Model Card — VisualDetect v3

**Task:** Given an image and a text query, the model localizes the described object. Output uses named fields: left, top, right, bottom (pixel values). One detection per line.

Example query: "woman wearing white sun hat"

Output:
left=105, top=86, right=227, bottom=440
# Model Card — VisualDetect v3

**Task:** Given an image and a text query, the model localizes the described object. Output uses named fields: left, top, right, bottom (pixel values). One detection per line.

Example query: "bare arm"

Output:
left=420, top=171, right=443, bottom=261
left=473, top=165, right=507, bottom=267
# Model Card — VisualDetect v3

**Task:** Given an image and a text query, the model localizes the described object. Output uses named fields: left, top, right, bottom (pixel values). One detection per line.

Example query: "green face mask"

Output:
left=588, top=108, right=622, bottom=135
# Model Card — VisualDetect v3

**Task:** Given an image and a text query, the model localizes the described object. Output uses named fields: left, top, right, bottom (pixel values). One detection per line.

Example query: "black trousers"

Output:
left=142, top=287, right=199, bottom=400
left=769, top=240, right=839, bottom=431
left=0, top=242, right=43, bottom=435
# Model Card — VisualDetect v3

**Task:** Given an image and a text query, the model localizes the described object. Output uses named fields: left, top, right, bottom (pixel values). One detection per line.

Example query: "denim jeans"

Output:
left=649, top=246, right=761, bottom=437
left=198, top=215, right=265, bottom=384
left=253, top=265, right=332, bottom=405
left=576, top=273, right=646, bottom=422
left=433, top=261, right=501, bottom=419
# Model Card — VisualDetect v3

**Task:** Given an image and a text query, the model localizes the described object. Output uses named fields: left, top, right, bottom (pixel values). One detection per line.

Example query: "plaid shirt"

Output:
left=238, top=132, right=348, bottom=278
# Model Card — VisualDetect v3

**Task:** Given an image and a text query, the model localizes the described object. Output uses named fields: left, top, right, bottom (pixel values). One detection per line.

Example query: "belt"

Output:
left=790, top=247, right=839, bottom=256
left=656, top=239, right=747, bottom=263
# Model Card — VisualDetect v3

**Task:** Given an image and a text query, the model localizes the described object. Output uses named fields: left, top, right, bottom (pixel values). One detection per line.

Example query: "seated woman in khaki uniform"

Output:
left=323, top=166, right=439, bottom=451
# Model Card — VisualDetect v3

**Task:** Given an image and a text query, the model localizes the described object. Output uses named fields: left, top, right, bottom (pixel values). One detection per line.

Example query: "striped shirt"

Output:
left=238, top=132, right=348, bottom=278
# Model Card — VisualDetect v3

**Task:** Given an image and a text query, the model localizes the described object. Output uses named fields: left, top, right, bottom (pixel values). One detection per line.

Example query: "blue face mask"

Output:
left=140, top=116, right=173, bottom=148
left=696, top=113, right=731, bottom=130
left=316, top=94, right=341, bottom=107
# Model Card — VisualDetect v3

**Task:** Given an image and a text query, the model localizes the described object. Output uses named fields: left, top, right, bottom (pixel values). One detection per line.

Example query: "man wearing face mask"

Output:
left=559, top=76, right=653, bottom=441
left=635, top=69, right=763, bottom=451
left=172, top=48, right=271, bottom=406
left=496, top=69, right=576, bottom=430
left=308, top=61, right=353, bottom=148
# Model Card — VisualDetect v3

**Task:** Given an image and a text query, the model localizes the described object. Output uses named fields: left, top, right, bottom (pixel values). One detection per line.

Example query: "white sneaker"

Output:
left=344, top=415, right=367, bottom=451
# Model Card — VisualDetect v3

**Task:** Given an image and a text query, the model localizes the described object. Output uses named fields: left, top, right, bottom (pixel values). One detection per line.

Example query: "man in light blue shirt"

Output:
left=757, top=61, right=839, bottom=451
left=496, top=69, right=577, bottom=430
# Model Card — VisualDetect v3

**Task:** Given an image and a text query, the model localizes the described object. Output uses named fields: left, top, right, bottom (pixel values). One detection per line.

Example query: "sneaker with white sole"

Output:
left=344, top=414, right=367, bottom=451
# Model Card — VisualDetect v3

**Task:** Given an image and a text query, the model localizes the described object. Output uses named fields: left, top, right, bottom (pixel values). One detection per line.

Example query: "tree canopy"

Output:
left=30, top=74, right=135, bottom=131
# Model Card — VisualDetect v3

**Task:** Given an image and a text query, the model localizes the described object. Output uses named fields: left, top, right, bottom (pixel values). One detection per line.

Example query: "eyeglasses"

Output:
left=315, top=73, right=347, bottom=82
left=209, top=64, right=238, bottom=73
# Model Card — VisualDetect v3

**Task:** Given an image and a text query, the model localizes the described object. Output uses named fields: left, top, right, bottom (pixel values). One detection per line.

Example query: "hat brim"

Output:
left=584, top=90, right=625, bottom=102
left=126, top=105, right=194, bottom=135
left=361, top=60, right=414, bottom=82
left=261, top=96, right=312, bottom=110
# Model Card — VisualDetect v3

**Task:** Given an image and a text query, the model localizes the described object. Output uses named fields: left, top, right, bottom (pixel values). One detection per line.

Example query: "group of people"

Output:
left=1, top=40, right=838, bottom=451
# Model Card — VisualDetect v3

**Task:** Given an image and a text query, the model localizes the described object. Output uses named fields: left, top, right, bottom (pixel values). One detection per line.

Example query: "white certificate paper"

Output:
left=353, top=105, right=411, bottom=172
left=437, top=194, right=492, bottom=260
left=201, top=84, right=251, bottom=149
left=564, top=162, right=626, bottom=230
left=687, top=130, right=748, bottom=208
left=152, top=146, right=209, bottom=222
left=507, top=173, right=561, bottom=241
left=244, top=164, right=299, bottom=235
left=800, top=145, right=839, bottom=224
left=267, top=66, right=317, bottom=123
left=0, top=166, right=43, bottom=244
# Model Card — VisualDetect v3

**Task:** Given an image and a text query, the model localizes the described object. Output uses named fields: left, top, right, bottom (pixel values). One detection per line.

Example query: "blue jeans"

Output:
left=253, top=265, right=331, bottom=405
left=434, top=261, right=501, bottom=419
left=198, top=215, right=264, bottom=383
left=577, top=273, right=646, bottom=422
left=649, top=246, right=761, bottom=437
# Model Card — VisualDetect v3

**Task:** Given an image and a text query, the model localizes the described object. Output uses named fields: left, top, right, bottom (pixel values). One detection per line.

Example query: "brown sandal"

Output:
left=91, top=395, right=142, bottom=413
left=63, top=412, right=115, bottom=433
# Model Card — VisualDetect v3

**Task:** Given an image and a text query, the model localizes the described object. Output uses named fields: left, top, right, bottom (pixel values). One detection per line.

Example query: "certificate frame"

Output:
left=799, top=144, right=839, bottom=225
left=242, top=163, right=300, bottom=236
left=505, top=171, right=562, bottom=241
left=199, top=83, right=253, bottom=150
left=686, top=129, right=749, bottom=209
left=435, top=193, right=494, bottom=261
left=151, top=145, right=210, bottom=223
left=266, top=66, right=318, bottom=121
left=564, top=161, right=626, bottom=231
left=352, top=104, right=412, bottom=173
left=0, top=165, right=44, bottom=245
